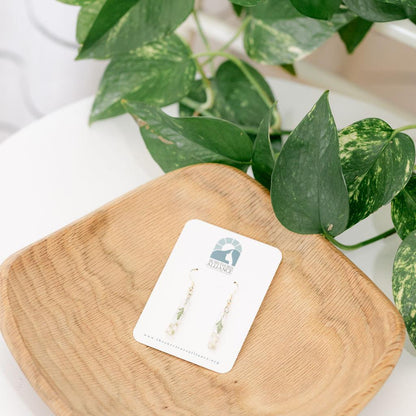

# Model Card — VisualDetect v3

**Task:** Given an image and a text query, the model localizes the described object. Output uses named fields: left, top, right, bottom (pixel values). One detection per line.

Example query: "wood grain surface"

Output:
left=0, top=163, right=405, bottom=416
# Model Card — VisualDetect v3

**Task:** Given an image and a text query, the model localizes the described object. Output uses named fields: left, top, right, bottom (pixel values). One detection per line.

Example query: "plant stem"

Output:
left=324, top=228, right=396, bottom=251
left=193, top=50, right=281, bottom=129
left=192, top=9, right=215, bottom=74
left=391, top=123, right=416, bottom=139
left=195, top=51, right=272, bottom=106
left=201, top=16, right=251, bottom=67
left=193, top=59, right=215, bottom=113
left=180, top=97, right=215, bottom=117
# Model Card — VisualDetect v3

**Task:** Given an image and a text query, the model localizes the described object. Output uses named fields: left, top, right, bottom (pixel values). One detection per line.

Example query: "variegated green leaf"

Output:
left=76, top=0, right=194, bottom=59
left=180, top=60, right=276, bottom=138
left=90, top=35, right=196, bottom=122
left=123, top=101, right=253, bottom=173
left=252, top=107, right=276, bottom=189
left=271, top=91, right=349, bottom=236
left=393, top=230, right=416, bottom=348
left=392, top=174, right=416, bottom=240
left=78, top=0, right=138, bottom=57
left=244, top=0, right=354, bottom=65
left=339, top=118, right=415, bottom=227
left=76, top=0, right=105, bottom=44
left=344, top=0, right=409, bottom=22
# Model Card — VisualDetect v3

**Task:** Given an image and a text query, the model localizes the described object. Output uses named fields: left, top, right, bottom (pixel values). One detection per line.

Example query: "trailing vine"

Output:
left=58, top=0, right=416, bottom=349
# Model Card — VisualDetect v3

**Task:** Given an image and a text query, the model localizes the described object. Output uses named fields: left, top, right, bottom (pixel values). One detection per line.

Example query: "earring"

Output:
left=208, top=281, right=238, bottom=349
left=166, top=268, right=198, bottom=336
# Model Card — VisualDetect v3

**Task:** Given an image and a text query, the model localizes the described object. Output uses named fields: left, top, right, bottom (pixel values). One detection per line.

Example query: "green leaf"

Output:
left=339, top=118, right=415, bottom=227
left=371, top=0, right=416, bottom=18
left=123, top=101, right=253, bottom=173
left=230, top=0, right=267, bottom=5
left=176, top=307, right=184, bottom=320
left=232, top=3, right=245, bottom=15
left=90, top=35, right=196, bottom=122
left=244, top=0, right=354, bottom=65
left=76, top=0, right=105, bottom=44
left=77, top=0, right=194, bottom=59
left=343, top=0, right=408, bottom=22
left=339, top=17, right=373, bottom=53
left=78, top=0, right=139, bottom=56
left=392, top=174, right=416, bottom=240
left=216, top=320, right=224, bottom=333
left=252, top=107, right=276, bottom=189
left=180, top=60, right=276, bottom=137
left=289, top=0, right=342, bottom=20
left=281, top=63, right=296, bottom=76
left=270, top=91, right=349, bottom=236
left=393, top=230, right=416, bottom=348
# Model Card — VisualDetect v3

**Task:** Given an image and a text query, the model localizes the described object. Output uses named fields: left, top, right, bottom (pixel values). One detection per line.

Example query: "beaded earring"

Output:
left=208, top=281, right=239, bottom=349
left=166, top=268, right=198, bottom=336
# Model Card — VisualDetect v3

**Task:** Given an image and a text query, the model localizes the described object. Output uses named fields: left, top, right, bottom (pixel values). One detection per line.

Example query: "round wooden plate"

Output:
left=0, top=164, right=405, bottom=415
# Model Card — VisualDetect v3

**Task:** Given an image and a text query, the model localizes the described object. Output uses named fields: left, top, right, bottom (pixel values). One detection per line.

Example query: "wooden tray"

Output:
left=0, top=164, right=404, bottom=416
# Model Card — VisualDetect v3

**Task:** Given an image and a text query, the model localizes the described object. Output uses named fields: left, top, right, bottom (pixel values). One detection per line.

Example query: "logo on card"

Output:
left=207, top=238, right=242, bottom=274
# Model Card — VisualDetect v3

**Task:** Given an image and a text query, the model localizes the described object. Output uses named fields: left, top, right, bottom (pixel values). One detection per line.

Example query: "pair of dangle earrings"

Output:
left=166, top=268, right=238, bottom=350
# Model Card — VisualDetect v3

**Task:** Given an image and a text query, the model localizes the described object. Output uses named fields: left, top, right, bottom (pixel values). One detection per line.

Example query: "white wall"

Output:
left=0, top=0, right=105, bottom=142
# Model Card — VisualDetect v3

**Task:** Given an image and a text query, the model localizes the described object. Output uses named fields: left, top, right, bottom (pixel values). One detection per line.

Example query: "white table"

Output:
left=0, top=79, right=415, bottom=415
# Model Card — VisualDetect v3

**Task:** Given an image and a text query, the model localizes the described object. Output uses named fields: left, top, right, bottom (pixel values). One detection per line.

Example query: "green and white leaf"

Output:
left=244, top=0, right=354, bottom=65
left=339, top=118, right=415, bottom=227
left=338, top=17, right=373, bottom=53
left=216, top=320, right=224, bottom=333
left=369, top=0, right=416, bottom=18
left=393, top=230, right=416, bottom=348
left=123, top=101, right=253, bottom=173
left=180, top=60, right=276, bottom=137
left=289, top=0, right=342, bottom=20
left=252, top=107, right=276, bottom=189
left=77, top=0, right=138, bottom=57
left=77, top=0, right=194, bottom=59
left=343, top=0, right=409, bottom=22
left=392, top=174, right=416, bottom=240
left=76, top=0, right=106, bottom=44
left=90, top=35, right=196, bottom=122
left=270, top=91, right=349, bottom=236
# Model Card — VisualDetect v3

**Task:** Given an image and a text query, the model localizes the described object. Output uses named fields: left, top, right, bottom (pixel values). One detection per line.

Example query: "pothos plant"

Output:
left=58, top=0, right=416, bottom=347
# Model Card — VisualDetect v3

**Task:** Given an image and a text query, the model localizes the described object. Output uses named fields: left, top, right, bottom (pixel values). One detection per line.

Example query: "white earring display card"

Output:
left=133, top=219, right=282, bottom=373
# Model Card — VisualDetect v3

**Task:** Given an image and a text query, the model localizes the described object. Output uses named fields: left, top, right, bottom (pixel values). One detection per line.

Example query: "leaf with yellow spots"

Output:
left=339, top=118, right=415, bottom=228
left=244, top=0, right=354, bottom=65
left=344, top=0, right=412, bottom=22
left=392, top=174, right=416, bottom=240
left=393, top=230, right=416, bottom=348
left=270, top=91, right=349, bottom=236
left=122, top=101, right=253, bottom=173
left=90, top=35, right=196, bottom=123
left=76, top=0, right=194, bottom=59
